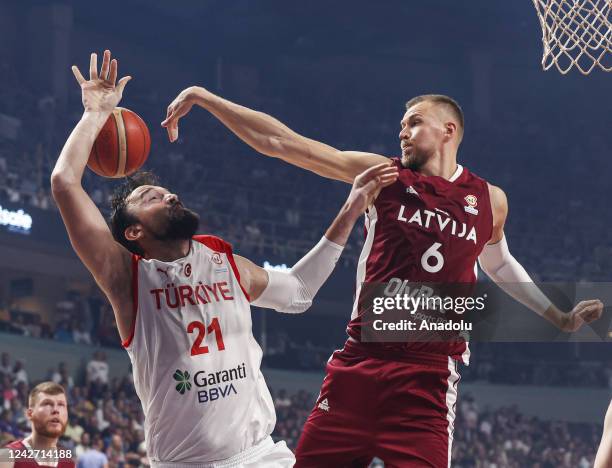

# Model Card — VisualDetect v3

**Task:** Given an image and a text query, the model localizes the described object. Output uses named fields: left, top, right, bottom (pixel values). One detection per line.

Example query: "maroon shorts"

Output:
left=295, top=340, right=461, bottom=468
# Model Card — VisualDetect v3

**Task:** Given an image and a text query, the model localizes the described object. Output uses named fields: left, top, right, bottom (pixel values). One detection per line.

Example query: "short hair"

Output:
left=109, top=171, right=159, bottom=256
left=29, top=382, right=66, bottom=407
left=405, top=94, right=464, bottom=136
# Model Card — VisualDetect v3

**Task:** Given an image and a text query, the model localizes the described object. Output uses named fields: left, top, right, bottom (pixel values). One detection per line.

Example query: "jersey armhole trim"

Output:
left=122, top=254, right=140, bottom=348
left=226, top=250, right=251, bottom=302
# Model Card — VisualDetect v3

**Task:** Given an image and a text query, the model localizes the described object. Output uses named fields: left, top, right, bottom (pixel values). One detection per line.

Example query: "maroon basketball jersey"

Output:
left=347, top=158, right=493, bottom=364
left=4, top=440, right=75, bottom=468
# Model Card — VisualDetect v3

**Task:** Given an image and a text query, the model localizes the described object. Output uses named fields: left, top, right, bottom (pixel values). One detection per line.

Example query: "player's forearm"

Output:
left=325, top=202, right=363, bottom=247
left=51, top=111, right=109, bottom=190
left=188, top=87, right=343, bottom=174
left=479, top=236, right=554, bottom=317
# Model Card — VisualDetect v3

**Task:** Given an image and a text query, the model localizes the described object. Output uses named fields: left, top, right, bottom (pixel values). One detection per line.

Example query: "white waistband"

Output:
left=150, top=437, right=275, bottom=468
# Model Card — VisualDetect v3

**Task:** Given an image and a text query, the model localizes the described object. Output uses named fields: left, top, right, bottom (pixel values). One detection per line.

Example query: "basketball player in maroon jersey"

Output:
left=1, top=382, right=74, bottom=468
left=163, top=86, right=604, bottom=466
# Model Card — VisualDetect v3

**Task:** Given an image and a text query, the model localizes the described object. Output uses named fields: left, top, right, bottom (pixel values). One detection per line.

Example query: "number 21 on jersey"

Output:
left=187, top=318, right=225, bottom=356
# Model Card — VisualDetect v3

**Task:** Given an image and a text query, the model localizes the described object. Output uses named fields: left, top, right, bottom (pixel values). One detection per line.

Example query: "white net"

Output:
left=532, top=0, right=611, bottom=74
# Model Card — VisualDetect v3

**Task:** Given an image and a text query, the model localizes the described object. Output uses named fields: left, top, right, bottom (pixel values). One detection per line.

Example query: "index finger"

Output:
left=356, top=162, right=397, bottom=184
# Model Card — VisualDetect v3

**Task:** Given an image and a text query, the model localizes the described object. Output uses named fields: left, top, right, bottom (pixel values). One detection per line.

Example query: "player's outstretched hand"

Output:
left=162, top=86, right=199, bottom=142
left=563, top=299, right=604, bottom=332
left=345, top=162, right=399, bottom=215
left=71, top=50, right=131, bottom=114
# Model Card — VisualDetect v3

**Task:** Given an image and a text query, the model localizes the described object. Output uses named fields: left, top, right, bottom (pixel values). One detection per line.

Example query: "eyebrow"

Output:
left=136, top=187, right=154, bottom=201
left=401, top=113, right=422, bottom=125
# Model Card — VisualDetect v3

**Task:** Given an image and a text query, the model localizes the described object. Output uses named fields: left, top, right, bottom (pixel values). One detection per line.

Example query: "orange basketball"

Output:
left=87, top=107, right=151, bottom=178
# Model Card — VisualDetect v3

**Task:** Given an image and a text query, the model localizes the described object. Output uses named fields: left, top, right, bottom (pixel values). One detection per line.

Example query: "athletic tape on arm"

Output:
left=252, top=236, right=344, bottom=313
left=478, top=235, right=551, bottom=315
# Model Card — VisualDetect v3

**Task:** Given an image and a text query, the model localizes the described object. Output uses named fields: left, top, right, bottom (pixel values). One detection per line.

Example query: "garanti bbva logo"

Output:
left=172, top=363, right=247, bottom=404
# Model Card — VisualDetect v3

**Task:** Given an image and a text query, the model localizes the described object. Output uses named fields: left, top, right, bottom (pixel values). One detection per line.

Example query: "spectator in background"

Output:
left=78, top=436, right=108, bottom=468
left=13, top=360, right=28, bottom=386
left=87, top=353, right=110, bottom=402
left=86, top=352, right=109, bottom=387
left=12, top=315, right=29, bottom=336
left=9, top=398, right=27, bottom=428
left=74, top=432, right=91, bottom=459
left=105, top=433, right=125, bottom=468
left=0, top=353, right=12, bottom=377
left=54, top=320, right=75, bottom=343
left=274, top=389, right=292, bottom=409
left=24, top=314, right=42, bottom=338
left=64, top=413, right=85, bottom=444
left=0, top=409, right=20, bottom=441
left=73, top=322, right=92, bottom=345
left=52, top=362, right=75, bottom=390
left=2, top=375, right=17, bottom=410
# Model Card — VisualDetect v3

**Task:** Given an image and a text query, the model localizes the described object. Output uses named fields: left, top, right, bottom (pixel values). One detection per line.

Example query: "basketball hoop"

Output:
left=532, top=0, right=611, bottom=74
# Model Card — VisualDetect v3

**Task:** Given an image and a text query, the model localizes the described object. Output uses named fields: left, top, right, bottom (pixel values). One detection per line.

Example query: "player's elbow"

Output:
left=275, top=298, right=313, bottom=314
left=50, top=171, right=78, bottom=197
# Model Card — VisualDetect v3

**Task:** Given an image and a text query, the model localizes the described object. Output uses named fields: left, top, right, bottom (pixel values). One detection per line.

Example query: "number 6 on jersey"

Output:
left=421, top=242, right=444, bottom=273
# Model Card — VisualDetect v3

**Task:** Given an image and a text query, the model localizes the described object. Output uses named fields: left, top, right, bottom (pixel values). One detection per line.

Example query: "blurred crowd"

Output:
left=1, top=57, right=612, bottom=279
left=452, top=394, right=601, bottom=468
left=0, top=352, right=604, bottom=467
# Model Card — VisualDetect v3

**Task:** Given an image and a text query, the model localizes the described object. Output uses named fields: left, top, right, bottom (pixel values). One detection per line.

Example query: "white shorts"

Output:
left=151, top=437, right=295, bottom=468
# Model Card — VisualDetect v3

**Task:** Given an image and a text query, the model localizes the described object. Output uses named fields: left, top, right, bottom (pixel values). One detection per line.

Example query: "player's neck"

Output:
left=417, top=155, right=459, bottom=180
left=144, top=238, right=191, bottom=262
left=25, top=433, right=58, bottom=450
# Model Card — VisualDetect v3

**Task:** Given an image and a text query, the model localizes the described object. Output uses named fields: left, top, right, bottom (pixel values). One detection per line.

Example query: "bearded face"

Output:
left=28, top=393, right=68, bottom=438
left=125, top=185, right=200, bottom=245
left=152, top=203, right=200, bottom=241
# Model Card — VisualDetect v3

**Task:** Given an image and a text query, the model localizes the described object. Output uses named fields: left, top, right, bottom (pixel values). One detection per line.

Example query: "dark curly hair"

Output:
left=109, top=171, right=159, bottom=256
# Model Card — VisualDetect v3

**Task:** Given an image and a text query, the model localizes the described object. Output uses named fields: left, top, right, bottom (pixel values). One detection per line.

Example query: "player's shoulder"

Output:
left=485, top=182, right=507, bottom=206
left=192, top=234, right=232, bottom=254
left=4, top=439, right=24, bottom=449
left=461, top=167, right=506, bottom=199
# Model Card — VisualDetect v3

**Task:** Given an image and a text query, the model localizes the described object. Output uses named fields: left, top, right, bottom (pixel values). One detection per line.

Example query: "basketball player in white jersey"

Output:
left=50, top=49, right=398, bottom=467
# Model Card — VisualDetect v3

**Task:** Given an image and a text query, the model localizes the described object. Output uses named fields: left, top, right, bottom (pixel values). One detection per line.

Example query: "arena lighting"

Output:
left=262, top=260, right=290, bottom=272
left=0, top=204, right=33, bottom=233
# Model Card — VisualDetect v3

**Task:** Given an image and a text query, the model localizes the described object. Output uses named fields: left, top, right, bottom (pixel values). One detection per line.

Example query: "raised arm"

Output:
left=161, top=86, right=388, bottom=183
left=234, top=163, right=398, bottom=309
left=479, top=184, right=603, bottom=331
left=50, top=50, right=134, bottom=339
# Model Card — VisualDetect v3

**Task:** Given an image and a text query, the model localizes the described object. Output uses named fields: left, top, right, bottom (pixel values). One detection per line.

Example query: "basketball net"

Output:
left=532, top=0, right=611, bottom=74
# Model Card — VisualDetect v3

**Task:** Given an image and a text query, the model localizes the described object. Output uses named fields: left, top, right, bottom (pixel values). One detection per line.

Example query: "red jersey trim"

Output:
left=122, top=254, right=140, bottom=348
left=192, top=235, right=251, bottom=302
left=5, top=440, right=24, bottom=449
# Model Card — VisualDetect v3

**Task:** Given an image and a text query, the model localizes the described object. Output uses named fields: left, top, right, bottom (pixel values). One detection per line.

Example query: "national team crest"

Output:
left=464, top=195, right=479, bottom=215
left=464, top=195, right=477, bottom=207
left=211, top=253, right=223, bottom=265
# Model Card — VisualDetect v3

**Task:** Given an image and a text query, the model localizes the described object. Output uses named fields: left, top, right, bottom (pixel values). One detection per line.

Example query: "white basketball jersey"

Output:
left=123, top=235, right=276, bottom=463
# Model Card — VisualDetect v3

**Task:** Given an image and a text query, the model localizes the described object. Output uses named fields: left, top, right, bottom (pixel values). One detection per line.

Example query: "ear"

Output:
left=444, top=122, right=457, bottom=139
left=26, top=407, right=33, bottom=421
left=124, top=224, right=144, bottom=242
